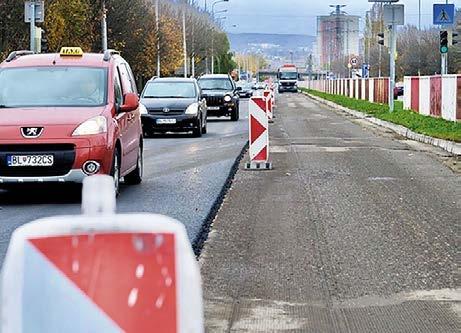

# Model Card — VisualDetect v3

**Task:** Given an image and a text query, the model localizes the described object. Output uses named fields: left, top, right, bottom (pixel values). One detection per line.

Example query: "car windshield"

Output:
left=0, top=67, right=107, bottom=108
left=142, top=82, right=197, bottom=98
left=279, top=72, right=298, bottom=80
left=198, top=79, right=234, bottom=90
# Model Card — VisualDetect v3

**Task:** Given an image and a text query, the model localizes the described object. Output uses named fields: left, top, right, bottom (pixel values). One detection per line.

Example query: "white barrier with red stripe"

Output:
left=263, top=89, right=273, bottom=121
left=1, top=177, right=203, bottom=333
left=270, top=85, right=276, bottom=107
left=247, top=96, right=271, bottom=169
left=404, top=75, right=460, bottom=122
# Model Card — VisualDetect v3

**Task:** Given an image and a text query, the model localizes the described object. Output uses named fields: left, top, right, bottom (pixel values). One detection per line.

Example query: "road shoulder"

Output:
left=199, top=93, right=460, bottom=332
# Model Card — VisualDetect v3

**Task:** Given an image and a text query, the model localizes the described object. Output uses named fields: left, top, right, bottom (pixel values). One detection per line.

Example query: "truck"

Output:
left=277, top=64, right=298, bottom=93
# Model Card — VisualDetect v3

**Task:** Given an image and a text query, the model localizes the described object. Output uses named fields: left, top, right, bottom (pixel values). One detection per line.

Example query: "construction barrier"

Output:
left=263, top=89, right=274, bottom=121
left=302, top=77, right=390, bottom=105
left=247, top=96, right=271, bottom=170
left=1, top=176, right=204, bottom=333
left=270, top=85, right=276, bottom=108
left=403, top=75, right=461, bottom=122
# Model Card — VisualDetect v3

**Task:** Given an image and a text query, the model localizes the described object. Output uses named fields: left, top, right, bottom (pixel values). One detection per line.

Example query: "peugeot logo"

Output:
left=21, top=127, right=44, bottom=138
left=163, top=107, right=170, bottom=113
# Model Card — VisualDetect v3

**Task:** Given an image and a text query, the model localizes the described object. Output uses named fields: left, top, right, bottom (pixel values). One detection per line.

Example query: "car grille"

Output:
left=147, top=109, right=185, bottom=116
left=205, top=96, right=224, bottom=107
left=0, top=144, right=76, bottom=177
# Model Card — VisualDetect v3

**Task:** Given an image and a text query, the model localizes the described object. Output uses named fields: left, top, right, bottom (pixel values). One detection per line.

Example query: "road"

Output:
left=0, top=101, right=249, bottom=267
left=201, top=93, right=460, bottom=332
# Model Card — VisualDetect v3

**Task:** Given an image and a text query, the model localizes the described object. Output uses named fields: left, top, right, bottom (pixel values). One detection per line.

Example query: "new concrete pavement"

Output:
left=0, top=101, right=249, bottom=267
left=201, top=93, right=460, bottom=332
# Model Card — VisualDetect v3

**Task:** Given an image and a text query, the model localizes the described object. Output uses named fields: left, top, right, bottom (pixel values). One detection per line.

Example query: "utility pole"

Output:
left=101, top=0, right=108, bottom=52
left=156, top=0, right=161, bottom=77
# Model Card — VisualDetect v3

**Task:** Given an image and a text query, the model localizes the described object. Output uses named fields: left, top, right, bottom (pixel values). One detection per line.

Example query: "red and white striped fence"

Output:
left=403, top=75, right=461, bottom=122
left=299, top=78, right=390, bottom=105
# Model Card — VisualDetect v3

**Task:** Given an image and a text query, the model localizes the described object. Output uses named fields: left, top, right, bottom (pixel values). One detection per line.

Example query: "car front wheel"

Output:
left=110, top=146, right=121, bottom=196
left=230, top=107, right=239, bottom=121
left=192, top=117, right=203, bottom=137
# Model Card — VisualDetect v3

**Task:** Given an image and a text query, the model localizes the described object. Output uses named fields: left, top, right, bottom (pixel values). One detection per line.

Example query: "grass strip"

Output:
left=300, top=88, right=461, bottom=142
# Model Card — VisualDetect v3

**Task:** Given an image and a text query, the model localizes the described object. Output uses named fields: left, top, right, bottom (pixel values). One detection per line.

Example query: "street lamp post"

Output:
left=183, top=6, right=187, bottom=78
left=101, top=0, right=108, bottom=52
left=156, top=0, right=160, bottom=77
left=211, top=0, right=229, bottom=74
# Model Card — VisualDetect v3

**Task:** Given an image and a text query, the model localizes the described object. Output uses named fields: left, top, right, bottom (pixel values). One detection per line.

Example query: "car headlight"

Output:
left=185, top=103, right=199, bottom=115
left=139, top=103, right=148, bottom=115
left=72, top=116, right=107, bottom=136
left=224, top=95, right=232, bottom=102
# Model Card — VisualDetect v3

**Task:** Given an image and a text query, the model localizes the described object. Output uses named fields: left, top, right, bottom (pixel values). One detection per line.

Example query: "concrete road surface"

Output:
left=201, top=93, right=460, bottom=332
left=0, top=101, right=249, bottom=268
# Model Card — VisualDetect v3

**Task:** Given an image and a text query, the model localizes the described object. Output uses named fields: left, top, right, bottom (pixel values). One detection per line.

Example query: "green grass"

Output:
left=300, top=87, right=461, bottom=142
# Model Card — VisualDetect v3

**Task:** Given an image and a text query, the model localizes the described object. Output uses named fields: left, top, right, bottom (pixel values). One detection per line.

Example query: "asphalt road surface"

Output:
left=201, top=93, right=460, bottom=332
left=0, top=100, right=249, bottom=268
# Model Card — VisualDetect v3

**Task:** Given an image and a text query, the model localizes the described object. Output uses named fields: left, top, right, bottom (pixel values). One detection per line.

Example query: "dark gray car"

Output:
left=140, top=77, right=207, bottom=137
left=197, top=74, right=241, bottom=121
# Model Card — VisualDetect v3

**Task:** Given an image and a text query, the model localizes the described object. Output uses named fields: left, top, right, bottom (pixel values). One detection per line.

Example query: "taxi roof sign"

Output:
left=60, top=47, right=84, bottom=56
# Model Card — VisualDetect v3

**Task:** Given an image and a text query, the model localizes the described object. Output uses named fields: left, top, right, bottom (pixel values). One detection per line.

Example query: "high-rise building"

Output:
left=316, top=5, right=360, bottom=71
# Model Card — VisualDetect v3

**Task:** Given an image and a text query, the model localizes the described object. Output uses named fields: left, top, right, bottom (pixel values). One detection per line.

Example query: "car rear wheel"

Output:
left=110, top=146, right=121, bottom=196
left=125, top=143, right=143, bottom=185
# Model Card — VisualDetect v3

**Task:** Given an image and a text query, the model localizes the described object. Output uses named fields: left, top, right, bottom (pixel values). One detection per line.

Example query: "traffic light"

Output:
left=449, top=31, right=459, bottom=46
left=440, top=30, right=449, bottom=54
left=41, top=29, right=49, bottom=53
left=377, top=31, right=389, bottom=47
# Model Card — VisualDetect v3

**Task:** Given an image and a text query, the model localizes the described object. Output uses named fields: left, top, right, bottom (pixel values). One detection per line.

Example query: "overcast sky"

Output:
left=199, top=0, right=460, bottom=35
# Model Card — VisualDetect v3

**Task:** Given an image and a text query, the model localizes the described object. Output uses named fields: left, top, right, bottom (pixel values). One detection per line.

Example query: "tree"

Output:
left=44, top=0, right=95, bottom=53
left=0, top=0, right=30, bottom=59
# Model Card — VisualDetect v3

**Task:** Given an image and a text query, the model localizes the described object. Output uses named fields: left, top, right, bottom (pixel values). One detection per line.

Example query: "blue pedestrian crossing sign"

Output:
left=433, top=4, right=455, bottom=25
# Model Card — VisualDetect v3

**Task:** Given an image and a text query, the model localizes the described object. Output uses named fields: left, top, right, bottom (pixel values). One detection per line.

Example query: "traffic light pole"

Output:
left=441, top=53, right=447, bottom=75
left=389, top=23, right=397, bottom=113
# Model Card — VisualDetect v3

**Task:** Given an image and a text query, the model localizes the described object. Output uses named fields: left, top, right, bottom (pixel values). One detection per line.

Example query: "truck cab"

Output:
left=278, top=64, right=299, bottom=93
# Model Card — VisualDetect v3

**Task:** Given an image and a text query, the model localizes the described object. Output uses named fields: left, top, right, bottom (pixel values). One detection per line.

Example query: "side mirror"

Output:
left=120, top=92, right=139, bottom=112
left=236, top=86, right=243, bottom=91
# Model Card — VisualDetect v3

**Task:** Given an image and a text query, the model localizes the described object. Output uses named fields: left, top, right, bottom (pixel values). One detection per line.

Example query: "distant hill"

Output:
left=228, top=33, right=316, bottom=68
left=228, top=33, right=315, bottom=53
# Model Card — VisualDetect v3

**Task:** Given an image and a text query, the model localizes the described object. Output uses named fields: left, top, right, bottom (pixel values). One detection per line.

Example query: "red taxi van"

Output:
left=0, top=47, right=143, bottom=194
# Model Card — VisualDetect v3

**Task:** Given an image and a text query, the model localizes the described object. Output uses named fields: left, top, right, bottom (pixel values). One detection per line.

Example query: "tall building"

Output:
left=316, top=5, right=360, bottom=71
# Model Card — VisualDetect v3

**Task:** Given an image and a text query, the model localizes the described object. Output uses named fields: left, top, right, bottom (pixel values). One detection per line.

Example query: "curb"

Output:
left=192, top=142, right=249, bottom=257
left=303, top=92, right=461, bottom=156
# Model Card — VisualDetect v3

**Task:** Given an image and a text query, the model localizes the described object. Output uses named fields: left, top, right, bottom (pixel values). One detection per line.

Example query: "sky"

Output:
left=198, top=0, right=461, bottom=35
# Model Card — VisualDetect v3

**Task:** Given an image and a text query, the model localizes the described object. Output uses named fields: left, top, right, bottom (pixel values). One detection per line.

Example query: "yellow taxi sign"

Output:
left=60, top=47, right=84, bottom=56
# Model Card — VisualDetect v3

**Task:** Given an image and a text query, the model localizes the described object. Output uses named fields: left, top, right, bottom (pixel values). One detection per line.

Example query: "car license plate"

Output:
left=156, top=119, right=177, bottom=125
left=208, top=106, right=220, bottom=111
left=7, top=155, right=54, bottom=167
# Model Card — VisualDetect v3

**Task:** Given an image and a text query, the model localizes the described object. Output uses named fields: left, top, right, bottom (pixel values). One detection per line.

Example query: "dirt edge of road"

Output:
left=192, top=142, right=249, bottom=256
